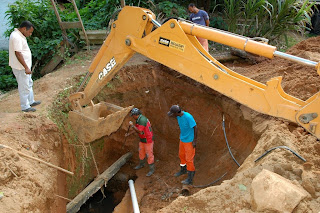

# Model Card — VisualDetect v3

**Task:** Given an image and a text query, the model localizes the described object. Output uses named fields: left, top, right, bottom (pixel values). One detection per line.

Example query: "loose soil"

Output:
left=0, top=36, right=320, bottom=213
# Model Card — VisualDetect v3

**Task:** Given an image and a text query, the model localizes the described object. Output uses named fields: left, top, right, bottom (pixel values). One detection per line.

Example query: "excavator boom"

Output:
left=69, top=6, right=320, bottom=142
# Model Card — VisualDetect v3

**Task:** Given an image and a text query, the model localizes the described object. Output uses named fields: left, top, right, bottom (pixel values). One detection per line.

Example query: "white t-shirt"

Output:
left=9, top=28, right=32, bottom=70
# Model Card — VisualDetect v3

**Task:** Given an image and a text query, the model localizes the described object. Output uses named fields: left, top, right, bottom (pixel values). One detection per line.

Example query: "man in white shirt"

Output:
left=9, top=21, right=41, bottom=112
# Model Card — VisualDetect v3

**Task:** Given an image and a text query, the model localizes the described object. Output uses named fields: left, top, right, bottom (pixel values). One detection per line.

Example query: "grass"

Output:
left=277, top=31, right=307, bottom=52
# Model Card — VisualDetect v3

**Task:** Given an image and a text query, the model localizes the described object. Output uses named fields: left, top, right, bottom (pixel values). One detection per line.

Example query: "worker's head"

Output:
left=19, top=21, right=34, bottom=37
left=188, top=3, right=198, bottom=13
left=167, top=105, right=182, bottom=117
left=130, top=108, right=141, bottom=120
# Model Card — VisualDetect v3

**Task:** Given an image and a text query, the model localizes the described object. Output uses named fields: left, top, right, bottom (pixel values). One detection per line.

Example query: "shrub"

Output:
left=5, top=0, right=63, bottom=80
left=0, top=50, right=17, bottom=91
left=218, top=0, right=314, bottom=42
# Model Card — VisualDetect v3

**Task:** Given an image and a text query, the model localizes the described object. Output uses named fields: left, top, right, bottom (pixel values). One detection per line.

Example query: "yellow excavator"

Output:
left=68, top=6, right=320, bottom=143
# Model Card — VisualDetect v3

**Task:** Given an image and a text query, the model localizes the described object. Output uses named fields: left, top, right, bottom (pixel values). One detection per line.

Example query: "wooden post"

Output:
left=50, top=0, right=68, bottom=37
left=121, top=0, right=126, bottom=8
left=66, top=152, right=132, bottom=213
left=50, top=0, right=90, bottom=50
left=70, top=0, right=90, bottom=49
left=0, top=144, right=73, bottom=175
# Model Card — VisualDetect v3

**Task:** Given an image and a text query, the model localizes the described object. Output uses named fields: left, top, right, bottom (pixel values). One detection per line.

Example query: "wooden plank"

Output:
left=61, top=21, right=82, bottom=29
left=0, top=144, right=73, bottom=175
left=79, top=30, right=107, bottom=45
left=80, top=35, right=107, bottom=40
left=66, top=152, right=132, bottom=213
left=40, top=45, right=66, bottom=76
left=40, top=55, right=64, bottom=76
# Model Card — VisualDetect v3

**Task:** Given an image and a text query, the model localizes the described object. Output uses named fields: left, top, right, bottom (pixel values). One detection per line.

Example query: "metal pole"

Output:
left=274, top=51, right=318, bottom=67
left=128, top=179, right=140, bottom=213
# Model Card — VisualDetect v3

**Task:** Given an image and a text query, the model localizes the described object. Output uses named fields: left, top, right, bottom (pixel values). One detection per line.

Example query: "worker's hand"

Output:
left=25, top=68, right=32, bottom=75
left=125, top=133, right=129, bottom=137
left=192, top=140, right=197, bottom=148
left=129, top=121, right=133, bottom=126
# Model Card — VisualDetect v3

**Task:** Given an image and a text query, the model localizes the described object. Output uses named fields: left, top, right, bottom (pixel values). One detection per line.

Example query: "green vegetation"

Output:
left=0, top=51, right=17, bottom=91
left=0, top=0, right=315, bottom=93
left=5, top=0, right=63, bottom=78
left=215, top=0, right=314, bottom=43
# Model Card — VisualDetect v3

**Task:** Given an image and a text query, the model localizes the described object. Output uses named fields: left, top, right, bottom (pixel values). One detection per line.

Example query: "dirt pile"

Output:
left=157, top=36, right=320, bottom=212
left=0, top=51, right=97, bottom=212
left=0, top=113, right=63, bottom=213
left=231, top=36, right=320, bottom=101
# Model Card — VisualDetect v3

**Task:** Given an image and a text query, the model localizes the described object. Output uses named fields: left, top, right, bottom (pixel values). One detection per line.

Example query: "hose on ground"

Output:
left=254, top=146, right=306, bottom=162
left=192, top=172, right=227, bottom=188
left=222, top=114, right=241, bottom=167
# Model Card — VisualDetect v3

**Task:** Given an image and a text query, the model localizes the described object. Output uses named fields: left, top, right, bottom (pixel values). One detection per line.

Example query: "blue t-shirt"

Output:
left=177, top=111, right=197, bottom=142
left=189, top=10, right=209, bottom=26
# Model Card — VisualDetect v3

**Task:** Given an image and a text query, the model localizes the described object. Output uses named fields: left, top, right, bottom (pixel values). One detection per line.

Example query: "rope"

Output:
left=79, top=140, right=88, bottom=176
left=89, top=143, right=100, bottom=176
left=55, top=194, right=72, bottom=202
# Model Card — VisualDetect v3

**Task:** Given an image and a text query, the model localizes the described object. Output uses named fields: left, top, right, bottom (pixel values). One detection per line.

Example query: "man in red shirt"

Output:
left=127, top=108, right=155, bottom=177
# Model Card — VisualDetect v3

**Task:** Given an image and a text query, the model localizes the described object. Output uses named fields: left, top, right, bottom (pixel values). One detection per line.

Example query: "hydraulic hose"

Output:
left=222, top=114, right=241, bottom=167
left=192, top=172, right=227, bottom=188
left=254, top=146, right=306, bottom=162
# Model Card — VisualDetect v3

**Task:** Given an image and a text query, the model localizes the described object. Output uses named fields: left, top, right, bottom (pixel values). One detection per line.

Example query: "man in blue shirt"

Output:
left=168, top=105, right=197, bottom=185
left=188, top=3, right=210, bottom=52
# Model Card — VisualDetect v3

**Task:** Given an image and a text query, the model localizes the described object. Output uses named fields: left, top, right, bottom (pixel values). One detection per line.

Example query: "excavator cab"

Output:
left=69, top=6, right=320, bottom=143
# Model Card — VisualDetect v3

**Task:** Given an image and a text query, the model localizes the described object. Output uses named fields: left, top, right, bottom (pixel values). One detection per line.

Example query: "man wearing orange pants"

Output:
left=168, top=105, right=197, bottom=185
left=127, top=108, right=155, bottom=177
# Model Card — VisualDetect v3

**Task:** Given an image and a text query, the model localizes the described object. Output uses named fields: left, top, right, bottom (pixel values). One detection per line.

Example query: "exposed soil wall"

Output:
left=1, top=35, right=320, bottom=212
left=157, top=36, right=320, bottom=212
left=72, top=61, right=258, bottom=211
left=57, top=57, right=259, bottom=212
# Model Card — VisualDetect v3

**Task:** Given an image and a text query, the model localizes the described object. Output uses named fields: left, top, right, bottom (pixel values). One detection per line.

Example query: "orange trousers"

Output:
left=139, top=142, right=154, bottom=164
left=179, top=141, right=195, bottom=171
left=197, top=37, right=209, bottom=52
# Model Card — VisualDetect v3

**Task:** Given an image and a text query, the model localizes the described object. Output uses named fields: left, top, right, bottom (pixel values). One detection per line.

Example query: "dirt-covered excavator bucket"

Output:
left=68, top=102, right=133, bottom=143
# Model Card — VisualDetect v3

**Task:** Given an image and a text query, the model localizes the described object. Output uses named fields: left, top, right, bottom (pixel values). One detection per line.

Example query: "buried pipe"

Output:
left=128, top=179, right=140, bottom=213
left=254, top=146, right=306, bottom=163
left=66, top=152, right=132, bottom=213
left=222, top=115, right=241, bottom=167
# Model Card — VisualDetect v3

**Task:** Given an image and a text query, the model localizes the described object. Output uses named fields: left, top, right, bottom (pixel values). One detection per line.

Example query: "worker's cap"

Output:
left=130, top=108, right=141, bottom=116
left=167, top=105, right=181, bottom=116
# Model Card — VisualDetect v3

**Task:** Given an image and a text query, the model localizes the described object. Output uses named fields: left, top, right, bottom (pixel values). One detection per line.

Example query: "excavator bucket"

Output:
left=68, top=102, right=133, bottom=143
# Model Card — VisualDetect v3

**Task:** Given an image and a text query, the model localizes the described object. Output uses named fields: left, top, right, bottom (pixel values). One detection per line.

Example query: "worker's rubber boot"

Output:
left=174, top=165, right=187, bottom=177
left=146, top=163, right=155, bottom=177
left=134, top=158, right=145, bottom=170
left=181, top=171, right=195, bottom=185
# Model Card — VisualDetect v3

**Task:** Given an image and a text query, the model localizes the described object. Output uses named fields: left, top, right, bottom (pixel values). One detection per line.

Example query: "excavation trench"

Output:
left=64, top=60, right=258, bottom=212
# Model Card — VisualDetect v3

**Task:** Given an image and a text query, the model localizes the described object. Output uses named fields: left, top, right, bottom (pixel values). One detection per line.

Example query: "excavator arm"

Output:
left=69, top=6, right=320, bottom=142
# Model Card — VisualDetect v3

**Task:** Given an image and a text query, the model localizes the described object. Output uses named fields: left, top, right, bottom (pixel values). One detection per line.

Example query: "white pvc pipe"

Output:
left=128, top=179, right=140, bottom=213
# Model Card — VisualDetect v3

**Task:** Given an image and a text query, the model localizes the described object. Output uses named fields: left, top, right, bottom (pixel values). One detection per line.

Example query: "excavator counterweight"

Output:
left=69, top=6, right=320, bottom=142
